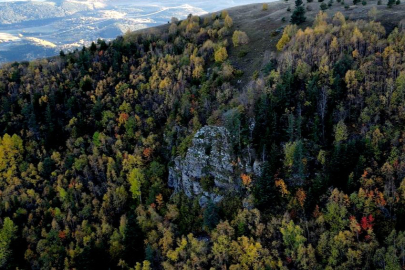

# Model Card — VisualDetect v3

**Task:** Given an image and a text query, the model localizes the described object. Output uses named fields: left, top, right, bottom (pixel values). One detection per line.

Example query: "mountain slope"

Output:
left=1, top=1, right=405, bottom=269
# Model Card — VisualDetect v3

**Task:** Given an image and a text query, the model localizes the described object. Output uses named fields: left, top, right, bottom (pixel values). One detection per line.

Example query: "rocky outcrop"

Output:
left=168, top=126, right=239, bottom=206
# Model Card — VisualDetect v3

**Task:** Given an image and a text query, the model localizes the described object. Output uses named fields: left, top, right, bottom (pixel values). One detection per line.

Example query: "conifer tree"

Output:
left=291, top=0, right=306, bottom=24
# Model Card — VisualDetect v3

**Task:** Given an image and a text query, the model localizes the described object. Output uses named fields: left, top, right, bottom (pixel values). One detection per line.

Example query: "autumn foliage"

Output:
left=2, top=6, right=405, bottom=270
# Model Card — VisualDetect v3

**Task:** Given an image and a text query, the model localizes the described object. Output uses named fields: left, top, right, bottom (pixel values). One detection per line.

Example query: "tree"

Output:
left=296, top=188, right=306, bottom=208
left=0, top=218, right=17, bottom=267
left=164, top=234, right=208, bottom=269
left=324, top=201, right=349, bottom=233
left=262, top=3, right=269, bottom=10
left=224, top=15, right=233, bottom=28
left=211, top=221, right=234, bottom=268
left=290, top=0, right=306, bottom=24
left=334, top=120, right=348, bottom=144
left=277, top=33, right=290, bottom=51
left=368, top=6, right=378, bottom=20
left=215, top=47, right=228, bottom=63
left=232, top=31, right=249, bottom=47
left=284, top=140, right=305, bottom=185
left=135, top=261, right=151, bottom=270
left=280, top=220, right=306, bottom=260
left=229, top=236, right=265, bottom=269
left=388, top=0, right=396, bottom=7
left=169, top=23, right=178, bottom=35
left=127, top=168, right=144, bottom=202
left=203, top=200, right=219, bottom=230
left=276, top=24, right=297, bottom=51
left=0, top=134, right=24, bottom=185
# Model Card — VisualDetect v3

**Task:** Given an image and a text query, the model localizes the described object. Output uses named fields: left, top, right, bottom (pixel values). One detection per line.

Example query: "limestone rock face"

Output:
left=168, top=126, right=239, bottom=206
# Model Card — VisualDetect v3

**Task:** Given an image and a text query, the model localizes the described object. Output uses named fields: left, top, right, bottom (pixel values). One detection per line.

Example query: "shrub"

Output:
left=253, top=71, right=259, bottom=80
left=201, top=175, right=215, bottom=192
left=218, top=27, right=230, bottom=39
left=221, top=63, right=234, bottom=80
left=368, top=6, right=378, bottom=20
left=320, top=2, right=328, bottom=9
left=238, top=50, right=248, bottom=57
left=234, top=69, right=244, bottom=77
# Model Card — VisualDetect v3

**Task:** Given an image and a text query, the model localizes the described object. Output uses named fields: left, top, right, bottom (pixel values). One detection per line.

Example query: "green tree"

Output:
left=324, top=201, right=349, bottom=233
left=280, top=220, right=307, bottom=260
left=127, top=168, right=144, bottom=202
left=0, top=218, right=17, bottom=267
left=290, top=0, right=306, bottom=24
left=203, top=200, right=219, bottom=230
left=334, top=120, right=348, bottom=144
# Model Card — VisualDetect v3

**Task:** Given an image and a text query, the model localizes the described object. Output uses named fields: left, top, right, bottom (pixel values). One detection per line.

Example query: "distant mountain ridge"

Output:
left=0, top=0, right=264, bottom=63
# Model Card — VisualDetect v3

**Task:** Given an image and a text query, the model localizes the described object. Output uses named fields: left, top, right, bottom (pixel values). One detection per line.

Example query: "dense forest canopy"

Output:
left=2, top=2, right=405, bottom=269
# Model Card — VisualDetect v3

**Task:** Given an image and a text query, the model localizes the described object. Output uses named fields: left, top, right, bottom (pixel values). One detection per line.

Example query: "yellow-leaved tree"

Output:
left=127, top=168, right=144, bottom=202
left=215, top=47, right=228, bottom=63
left=0, top=134, right=24, bottom=186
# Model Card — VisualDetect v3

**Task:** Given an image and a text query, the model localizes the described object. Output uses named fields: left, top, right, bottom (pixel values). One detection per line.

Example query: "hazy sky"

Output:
left=0, top=0, right=267, bottom=8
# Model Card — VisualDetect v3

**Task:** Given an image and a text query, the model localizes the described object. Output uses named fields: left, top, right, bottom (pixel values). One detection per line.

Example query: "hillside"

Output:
left=0, top=0, right=267, bottom=64
left=139, top=0, right=405, bottom=82
left=1, top=1, right=405, bottom=269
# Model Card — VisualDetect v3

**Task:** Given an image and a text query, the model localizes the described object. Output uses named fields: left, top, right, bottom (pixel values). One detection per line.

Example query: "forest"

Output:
left=1, top=2, right=405, bottom=269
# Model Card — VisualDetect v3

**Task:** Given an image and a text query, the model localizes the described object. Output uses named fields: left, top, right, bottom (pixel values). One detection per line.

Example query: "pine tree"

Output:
left=290, top=0, right=306, bottom=24
left=388, top=0, right=396, bottom=7
left=203, top=200, right=219, bottom=230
